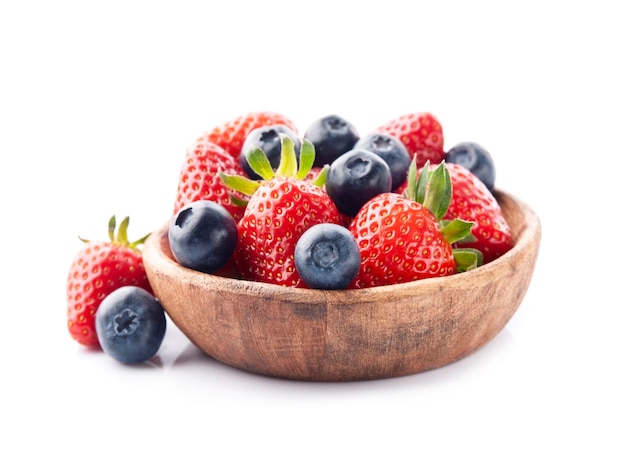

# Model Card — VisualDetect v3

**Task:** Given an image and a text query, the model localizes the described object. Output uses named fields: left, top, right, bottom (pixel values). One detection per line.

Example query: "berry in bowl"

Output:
left=142, top=111, right=541, bottom=381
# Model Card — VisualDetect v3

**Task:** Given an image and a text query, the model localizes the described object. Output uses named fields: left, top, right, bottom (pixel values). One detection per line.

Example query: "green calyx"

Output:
left=404, top=159, right=482, bottom=272
left=452, top=248, right=484, bottom=272
left=220, top=135, right=328, bottom=200
left=79, top=215, right=150, bottom=251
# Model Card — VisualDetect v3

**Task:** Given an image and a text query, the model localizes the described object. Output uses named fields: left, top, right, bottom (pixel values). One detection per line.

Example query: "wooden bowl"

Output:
left=142, top=191, right=541, bottom=381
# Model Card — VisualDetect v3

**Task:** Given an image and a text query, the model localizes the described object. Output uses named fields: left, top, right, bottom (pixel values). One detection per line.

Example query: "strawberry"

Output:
left=377, top=112, right=445, bottom=168
left=66, top=216, right=153, bottom=347
left=220, top=136, right=341, bottom=287
left=197, top=111, right=299, bottom=159
left=173, top=139, right=247, bottom=222
left=429, top=162, right=513, bottom=263
left=348, top=161, right=480, bottom=289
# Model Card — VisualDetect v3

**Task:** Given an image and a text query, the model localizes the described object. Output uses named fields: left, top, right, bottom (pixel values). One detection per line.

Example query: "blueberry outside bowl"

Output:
left=142, top=190, right=541, bottom=381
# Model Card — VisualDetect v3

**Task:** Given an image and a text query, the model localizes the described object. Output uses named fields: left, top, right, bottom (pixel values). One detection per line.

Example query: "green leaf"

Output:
left=404, top=158, right=430, bottom=205
left=404, top=157, right=418, bottom=200
left=455, top=231, right=478, bottom=244
left=245, top=147, right=275, bottom=181
left=311, top=165, right=329, bottom=188
left=219, top=171, right=261, bottom=196
left=229, top=194, right=249, bottom=207
left=453, top=248, right=483, bottom=272
left=441, top=218, right=474, bottom=244
left=276, top=135, right=298, bottom=178
left=414, top=160, right=429, bottom=204
left=422, top=162, right=451, bottom=222
left=296, top=139, right=316, bottom=180
left=129, top=232, right=151, bottom=249
left=116, top=216, right=130, bottom=245
left=108, top=215, right=116, bottom=242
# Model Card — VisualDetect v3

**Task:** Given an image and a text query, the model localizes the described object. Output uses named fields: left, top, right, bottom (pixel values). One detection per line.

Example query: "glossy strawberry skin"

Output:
left=377, top=112, right=445, bottom=168
left=441, top=163, right=513, bottom=263
left=173, top=139, right=247, bottom=222
left=235, top=178, right=341, bottom=288
left=197, top=111, right=299, bottom=159
left=348, top=192, right=456, bottom=289
left=67, top=242, right=152, bottom=347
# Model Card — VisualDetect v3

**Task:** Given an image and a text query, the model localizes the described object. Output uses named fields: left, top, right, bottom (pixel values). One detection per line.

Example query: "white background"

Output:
left=1, top=1, right=624, bottom=460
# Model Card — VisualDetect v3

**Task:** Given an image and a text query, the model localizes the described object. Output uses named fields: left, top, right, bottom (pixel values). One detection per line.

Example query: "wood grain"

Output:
left=143, top=190, right=541, bottom=381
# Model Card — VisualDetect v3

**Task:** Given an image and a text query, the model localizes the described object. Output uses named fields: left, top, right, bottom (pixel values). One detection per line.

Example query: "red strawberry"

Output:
left=433, top=162, right=513, bottom=263
left=221, top=136, right=341, bottom=287
left=197, top=111, right=299, bottom=159
left=173, top=139, right=247, bottom=222
left=348, top=161, right=478, bottom=289
left=377, top=112, right=445, bottom=168
left=67, top=216, right=153, bottom=347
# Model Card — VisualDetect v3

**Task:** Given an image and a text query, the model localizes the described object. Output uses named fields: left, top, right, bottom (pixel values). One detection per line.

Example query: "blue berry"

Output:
left=168, top=200, right=238, bottom=274
left=294, top=224, right=361, bottom=290
left=354, top=132, right=411, bottom=190
left=304, top=114, right=359, bottom=167
left=240, top=124, right=301, bottom=179
left=325, top=149, right=392, bottom=217
left=95, top=286, right=167, bottom=364
left=445, top=142, right=496, bottom=192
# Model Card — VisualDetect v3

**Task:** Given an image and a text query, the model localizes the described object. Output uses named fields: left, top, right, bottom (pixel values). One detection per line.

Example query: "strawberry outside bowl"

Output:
left=142, top=190, right=541, bottom=381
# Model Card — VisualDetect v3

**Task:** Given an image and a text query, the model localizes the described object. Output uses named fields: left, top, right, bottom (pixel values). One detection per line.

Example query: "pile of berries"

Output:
left=66, top=216, right=166, bottom=363
left=66, top=111, right=514, bottom=363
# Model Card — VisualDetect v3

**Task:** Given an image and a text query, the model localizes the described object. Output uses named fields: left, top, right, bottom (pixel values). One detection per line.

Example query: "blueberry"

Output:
left=325, top=149, right=392, bottom=217
left=240, top=124, right=301, bottom=179
left=294, top=224, right=361, bottom=290
left=445, top=142, right=496, bottom=192
left=95, top=286, right=167, bottom=364
left=168, top=200, right=238, bottom=274
left=354, top=133, right=411, bottom=190
left=304, top=114, right=359, bottom=167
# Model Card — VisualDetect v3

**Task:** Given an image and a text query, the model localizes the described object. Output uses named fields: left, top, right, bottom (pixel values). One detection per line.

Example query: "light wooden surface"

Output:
left=143, top=190, right=541, bottom=381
